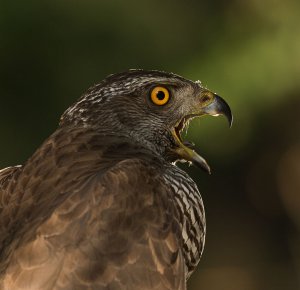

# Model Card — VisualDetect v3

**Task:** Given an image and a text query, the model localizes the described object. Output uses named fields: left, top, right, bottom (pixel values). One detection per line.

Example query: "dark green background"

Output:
left=1, top=0, right=300, bottom=289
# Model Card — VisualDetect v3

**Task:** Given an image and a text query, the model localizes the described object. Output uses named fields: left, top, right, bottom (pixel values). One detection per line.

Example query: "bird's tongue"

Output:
left=171, top=128, right=211, bottom=174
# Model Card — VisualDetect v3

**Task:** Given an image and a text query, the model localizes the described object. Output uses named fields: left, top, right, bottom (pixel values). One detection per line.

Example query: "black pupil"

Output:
left=156, top=91, right=165, bottom=100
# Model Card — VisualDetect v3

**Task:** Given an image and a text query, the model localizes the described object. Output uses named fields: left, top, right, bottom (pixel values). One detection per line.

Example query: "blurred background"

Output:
left=0, top=0, right=300, bottom=289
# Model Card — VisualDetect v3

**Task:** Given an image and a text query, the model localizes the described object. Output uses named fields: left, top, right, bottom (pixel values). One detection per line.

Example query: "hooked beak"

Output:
left=203, top=94, right=233, bottom=127
left=171, top=94, right=233, bottom=174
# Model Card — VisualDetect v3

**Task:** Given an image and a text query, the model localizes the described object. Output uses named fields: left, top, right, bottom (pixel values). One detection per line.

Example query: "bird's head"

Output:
left=61, top=70, right=232, bottom=173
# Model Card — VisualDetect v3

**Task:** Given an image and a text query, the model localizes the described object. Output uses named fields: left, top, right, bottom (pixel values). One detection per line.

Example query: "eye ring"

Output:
left=150, top=86, right=170, bottom=106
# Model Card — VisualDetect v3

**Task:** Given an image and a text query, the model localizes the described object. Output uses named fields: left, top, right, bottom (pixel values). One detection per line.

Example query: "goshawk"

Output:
left=0, top=70, right=232, bottom=290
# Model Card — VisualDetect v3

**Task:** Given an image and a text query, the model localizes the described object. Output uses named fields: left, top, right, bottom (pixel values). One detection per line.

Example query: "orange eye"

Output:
left=150, top=86, right=170, bottom=106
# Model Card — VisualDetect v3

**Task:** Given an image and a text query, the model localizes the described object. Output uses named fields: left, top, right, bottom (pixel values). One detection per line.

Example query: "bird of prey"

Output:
left=0, top=70, right=232, bottom=290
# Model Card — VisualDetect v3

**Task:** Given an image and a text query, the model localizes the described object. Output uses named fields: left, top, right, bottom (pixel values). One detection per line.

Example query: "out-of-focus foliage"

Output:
left=0, top=0, right=299, bottom=289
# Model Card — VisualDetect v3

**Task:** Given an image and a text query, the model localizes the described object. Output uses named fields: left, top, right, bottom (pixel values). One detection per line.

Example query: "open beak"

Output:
left=171, top=94, right=233, bottom=174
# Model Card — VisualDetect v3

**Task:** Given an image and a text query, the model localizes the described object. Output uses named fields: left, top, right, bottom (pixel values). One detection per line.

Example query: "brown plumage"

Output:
left=0, top=70, right=232, bottom=290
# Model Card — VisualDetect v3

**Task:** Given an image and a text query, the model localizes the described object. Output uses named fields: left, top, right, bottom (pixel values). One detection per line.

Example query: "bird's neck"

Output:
left=60, top=106, right=174, bottom=163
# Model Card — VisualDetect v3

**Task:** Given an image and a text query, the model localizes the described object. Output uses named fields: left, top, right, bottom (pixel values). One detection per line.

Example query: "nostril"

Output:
left=200, top=91, right=214, bottom=104
left=202, top=95, right=209, bottom=102
left=201, top=95, right=211, bottom=103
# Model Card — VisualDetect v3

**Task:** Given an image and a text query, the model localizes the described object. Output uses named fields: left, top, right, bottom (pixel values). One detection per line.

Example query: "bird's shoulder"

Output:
left=1, top=128, right=187, bottom=289
left=0, top=127, right=173, bottom=262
